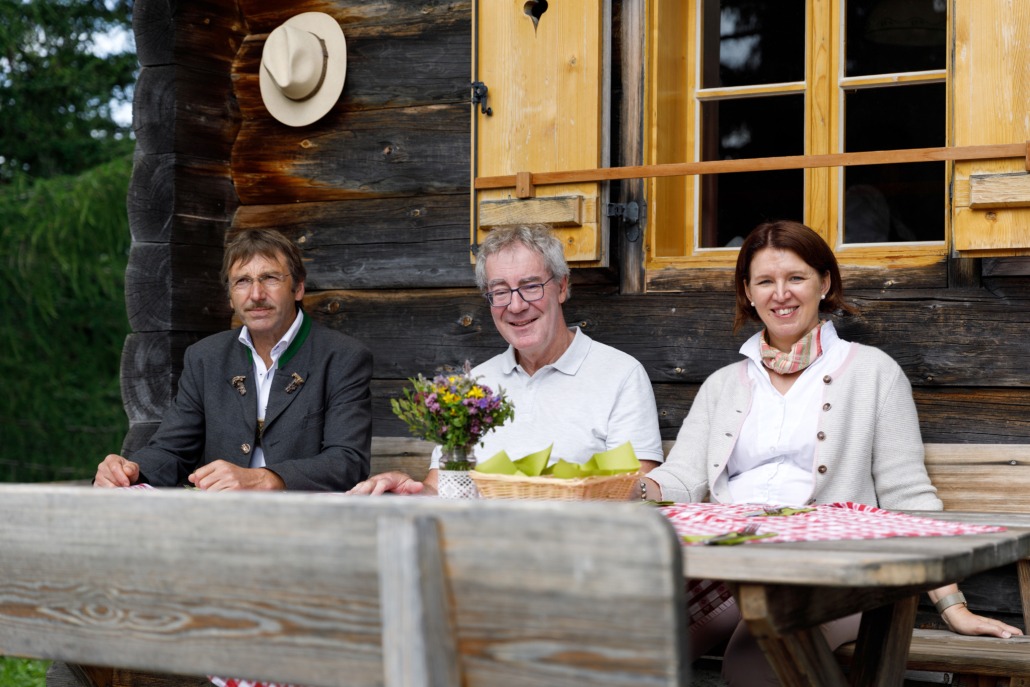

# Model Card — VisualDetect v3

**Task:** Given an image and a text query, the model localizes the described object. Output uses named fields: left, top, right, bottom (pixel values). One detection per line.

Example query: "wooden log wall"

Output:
left=122, top=0, right=1030, bottom=457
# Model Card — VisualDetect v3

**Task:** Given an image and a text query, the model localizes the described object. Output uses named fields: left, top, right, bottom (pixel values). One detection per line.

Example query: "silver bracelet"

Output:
left=639, top=479, right=648, bottom=501
left=934, top=591, right=967, bottom=615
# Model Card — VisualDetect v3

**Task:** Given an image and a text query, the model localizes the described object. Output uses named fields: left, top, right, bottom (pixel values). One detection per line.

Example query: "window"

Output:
left=647, top=0, right=950, bottom=276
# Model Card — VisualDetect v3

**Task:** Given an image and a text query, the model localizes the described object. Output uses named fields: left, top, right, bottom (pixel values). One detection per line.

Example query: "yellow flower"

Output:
left=441, top=391, right=460, bottom=404
left=466, top=386, right=486, bottom=399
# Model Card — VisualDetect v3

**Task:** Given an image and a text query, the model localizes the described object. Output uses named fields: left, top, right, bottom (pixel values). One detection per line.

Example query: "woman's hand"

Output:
left=930, top=584, right=1023, bottom=638
left=940, top=604, right=1023, bottom=638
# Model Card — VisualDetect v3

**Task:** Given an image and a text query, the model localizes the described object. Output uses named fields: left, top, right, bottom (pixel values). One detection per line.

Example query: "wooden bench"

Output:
left=0, top=483, right=689, bottom=687
left=837, top=443, right=1030, bottom=686
left=370, top=438, right=1030, bottom=683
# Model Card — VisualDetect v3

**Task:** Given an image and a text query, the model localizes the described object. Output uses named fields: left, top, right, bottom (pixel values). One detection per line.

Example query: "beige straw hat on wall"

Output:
left=259, top=12, right=347, bottom=127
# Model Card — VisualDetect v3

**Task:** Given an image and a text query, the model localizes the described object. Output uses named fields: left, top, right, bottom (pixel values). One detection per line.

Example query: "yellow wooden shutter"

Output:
left=951, top=0, right=1030, bottom=256
left=472, top=0, right=610, bottom=266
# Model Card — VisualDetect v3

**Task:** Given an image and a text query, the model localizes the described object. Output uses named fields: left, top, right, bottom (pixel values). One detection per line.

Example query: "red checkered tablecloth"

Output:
left=668, top=502, right=1006, bottom=630
left=209, top=680, right=300, bottom=687
left=662, top=501, right=1004, bottom=544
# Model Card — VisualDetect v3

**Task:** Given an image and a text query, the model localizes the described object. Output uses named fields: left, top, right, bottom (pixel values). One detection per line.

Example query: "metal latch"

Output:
left=606, top=201, right=643, bottom=242
left=471, top=81, right=492, bottom=116
left=606, top=202, right=639, bottom=223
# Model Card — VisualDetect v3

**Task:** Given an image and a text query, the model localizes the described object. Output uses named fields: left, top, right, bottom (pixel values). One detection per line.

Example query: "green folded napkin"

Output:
left=474, top=451, right=519, bottom=475
left=475, top=441, right=641, bottom=479
left=513, top=445, right=552, bottom=476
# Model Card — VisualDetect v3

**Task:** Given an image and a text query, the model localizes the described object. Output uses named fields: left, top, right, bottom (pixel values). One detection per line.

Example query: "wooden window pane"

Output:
left=699, top=95, right=804, bottom=247
left=701, top=0, right=805, bottom=89
left=843, top=83, right=945, bottom=243
left=846, top=0, right=947, bottom=77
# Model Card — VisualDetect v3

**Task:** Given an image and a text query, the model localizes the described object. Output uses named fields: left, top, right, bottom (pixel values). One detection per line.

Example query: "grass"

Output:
left=0, top=657, right=49, bottom=687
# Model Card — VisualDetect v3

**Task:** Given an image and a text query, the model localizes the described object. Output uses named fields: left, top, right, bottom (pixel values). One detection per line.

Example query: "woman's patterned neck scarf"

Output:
left=760, top=322, right=823, bottom=375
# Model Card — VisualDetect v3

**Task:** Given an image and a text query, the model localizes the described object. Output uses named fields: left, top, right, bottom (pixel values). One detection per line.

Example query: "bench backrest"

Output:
left=922, top=444, right=1030, bottom=513
left=373, top=439, right=1030, bottom=513
left=0, top=484, right=688, bottom=687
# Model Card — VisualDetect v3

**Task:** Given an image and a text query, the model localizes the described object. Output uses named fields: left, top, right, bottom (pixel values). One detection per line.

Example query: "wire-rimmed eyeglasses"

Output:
left=230, top=273, right=289, bottom=292
left=484, top=276, right=555, bottom=307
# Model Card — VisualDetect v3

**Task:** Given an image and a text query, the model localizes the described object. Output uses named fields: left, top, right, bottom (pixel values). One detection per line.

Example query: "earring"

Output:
left=750, top=302, right=755, bottom=307
left=821, top=294, right=826, bottom=300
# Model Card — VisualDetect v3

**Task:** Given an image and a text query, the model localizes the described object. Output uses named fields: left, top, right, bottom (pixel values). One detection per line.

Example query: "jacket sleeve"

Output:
left=869, top=356, right=943, bottom=510
left=647, top=375, right=720, bottom=503
left=131, top=344, right=209, bottom=487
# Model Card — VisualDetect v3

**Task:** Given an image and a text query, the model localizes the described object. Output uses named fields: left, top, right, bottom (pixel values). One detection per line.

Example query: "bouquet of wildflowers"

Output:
left=391, top=365, right=514, bottom=467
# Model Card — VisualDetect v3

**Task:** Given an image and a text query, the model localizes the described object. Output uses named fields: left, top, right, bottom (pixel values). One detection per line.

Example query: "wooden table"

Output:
left=680, top=510, right=1030, bottom=687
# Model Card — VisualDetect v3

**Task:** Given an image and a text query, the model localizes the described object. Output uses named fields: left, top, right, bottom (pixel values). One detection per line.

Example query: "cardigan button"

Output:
left=817, top=431, right=826, bottom=441
left=822, top=403, right=831, bottom=411
left=823, top=375, right=832, bottom=384
left=818, top=465, right=828, bottom=474
left=241, top=443, right=252, bottom=454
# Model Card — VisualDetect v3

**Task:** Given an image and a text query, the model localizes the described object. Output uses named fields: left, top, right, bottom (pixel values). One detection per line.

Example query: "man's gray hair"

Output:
left=474, top=224, right=571, bottom=298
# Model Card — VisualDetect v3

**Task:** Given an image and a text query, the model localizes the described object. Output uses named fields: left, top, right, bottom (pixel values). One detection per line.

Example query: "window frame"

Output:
left=643, top=0, right=953, bottom=287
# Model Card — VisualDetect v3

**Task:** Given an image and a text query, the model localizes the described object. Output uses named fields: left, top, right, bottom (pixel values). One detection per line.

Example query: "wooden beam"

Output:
left=478, top=196, right=584, bottom=228
left=378, top=516, right=462, bottom=687
left=475, top=143, right=1028, bottom=190
left=514, top=172, right=535, bottom=199
left=969, top=172, right=1030, bottom=209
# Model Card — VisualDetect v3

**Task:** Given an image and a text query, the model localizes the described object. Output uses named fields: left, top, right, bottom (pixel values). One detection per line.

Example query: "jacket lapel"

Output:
left=262, top=315, right=313, bottom=433
left=227, top=354, right=259, bottom=443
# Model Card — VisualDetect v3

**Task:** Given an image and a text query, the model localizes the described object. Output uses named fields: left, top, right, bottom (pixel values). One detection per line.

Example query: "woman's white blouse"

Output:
left=727, top=321, right=852, bottom=506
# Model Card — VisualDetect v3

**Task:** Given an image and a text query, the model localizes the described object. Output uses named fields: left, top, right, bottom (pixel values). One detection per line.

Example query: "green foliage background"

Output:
left=0, top=0, right=136, bottom=181
left=0, top=656, right=48, bottom=687
left=0, top=156, right=133, bottom=482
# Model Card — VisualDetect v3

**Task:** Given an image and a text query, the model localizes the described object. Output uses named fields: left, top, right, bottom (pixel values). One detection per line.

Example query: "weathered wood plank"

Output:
left=613, top=0, right=648, bottom=294
left=232, top=195, right=474, bottom=289
left=133, top=0, right=246, bottom=70
left=378, top=516, right=461, bottom=687
left=132, top=65, right=240, bottom=158
left=479, top=196, right=587, bottom=229
left=970, top=172, right=1030, bottom=209
left=233, top=3, right=471, bottom=114
left=237, top=0, right=471, bottom=39
left=837, top=628, right=1030, bottom=677
left=120, top=332, right=206, bottom=424
left=306, top=287, right=1030, bottom=387
left=1, top=486, right=687, bottom=687
left=128, top=153, right=237, bottom=245
left=983, top=256, right=1030, bottom=276
left=125, top=242, right=232, bottom=334
left=647, top=262, right=949, bottom=292
left=231, top=104, right=470, bottom=204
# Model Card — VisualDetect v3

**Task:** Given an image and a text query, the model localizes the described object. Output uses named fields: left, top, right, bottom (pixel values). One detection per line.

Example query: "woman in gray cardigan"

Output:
left=643, top=220, right=1020, bottom=685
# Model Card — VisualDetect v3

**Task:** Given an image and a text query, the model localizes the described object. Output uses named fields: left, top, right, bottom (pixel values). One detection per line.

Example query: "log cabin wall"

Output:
left=122, top=0, right=1030, bottom=457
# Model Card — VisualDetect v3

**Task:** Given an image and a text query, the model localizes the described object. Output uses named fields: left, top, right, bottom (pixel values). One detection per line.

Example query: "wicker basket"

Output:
left=470, top=470, right=640, bottom=500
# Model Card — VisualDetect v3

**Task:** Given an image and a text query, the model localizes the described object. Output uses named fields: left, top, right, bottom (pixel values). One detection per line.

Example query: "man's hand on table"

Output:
left=94, top=454, right=141, bottom=487
left=347, top=471, right=426, bottom=496
left=188, top=460, right=285, bottom=491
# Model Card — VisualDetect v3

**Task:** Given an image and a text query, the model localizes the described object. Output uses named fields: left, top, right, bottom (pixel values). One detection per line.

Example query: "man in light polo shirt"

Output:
left=348, top=224, right=663, bottom=495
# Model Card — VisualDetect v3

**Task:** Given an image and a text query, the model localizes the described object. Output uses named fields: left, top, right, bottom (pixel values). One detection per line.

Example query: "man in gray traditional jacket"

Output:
left=93, top=229, right=372, bottom=491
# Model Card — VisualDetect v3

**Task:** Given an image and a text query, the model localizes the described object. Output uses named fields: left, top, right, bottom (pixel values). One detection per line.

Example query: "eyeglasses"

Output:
left=230, top=273, right=289, bottom=292
left=484, top=276, right=555, bottom=307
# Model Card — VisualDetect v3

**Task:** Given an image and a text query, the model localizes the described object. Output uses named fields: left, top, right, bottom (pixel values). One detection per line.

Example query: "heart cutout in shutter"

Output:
left=523, top=0, right=548, bottom=29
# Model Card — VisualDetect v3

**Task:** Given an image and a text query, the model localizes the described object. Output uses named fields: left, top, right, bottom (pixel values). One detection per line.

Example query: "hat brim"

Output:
left=259, top=12, right=347, bottom=127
